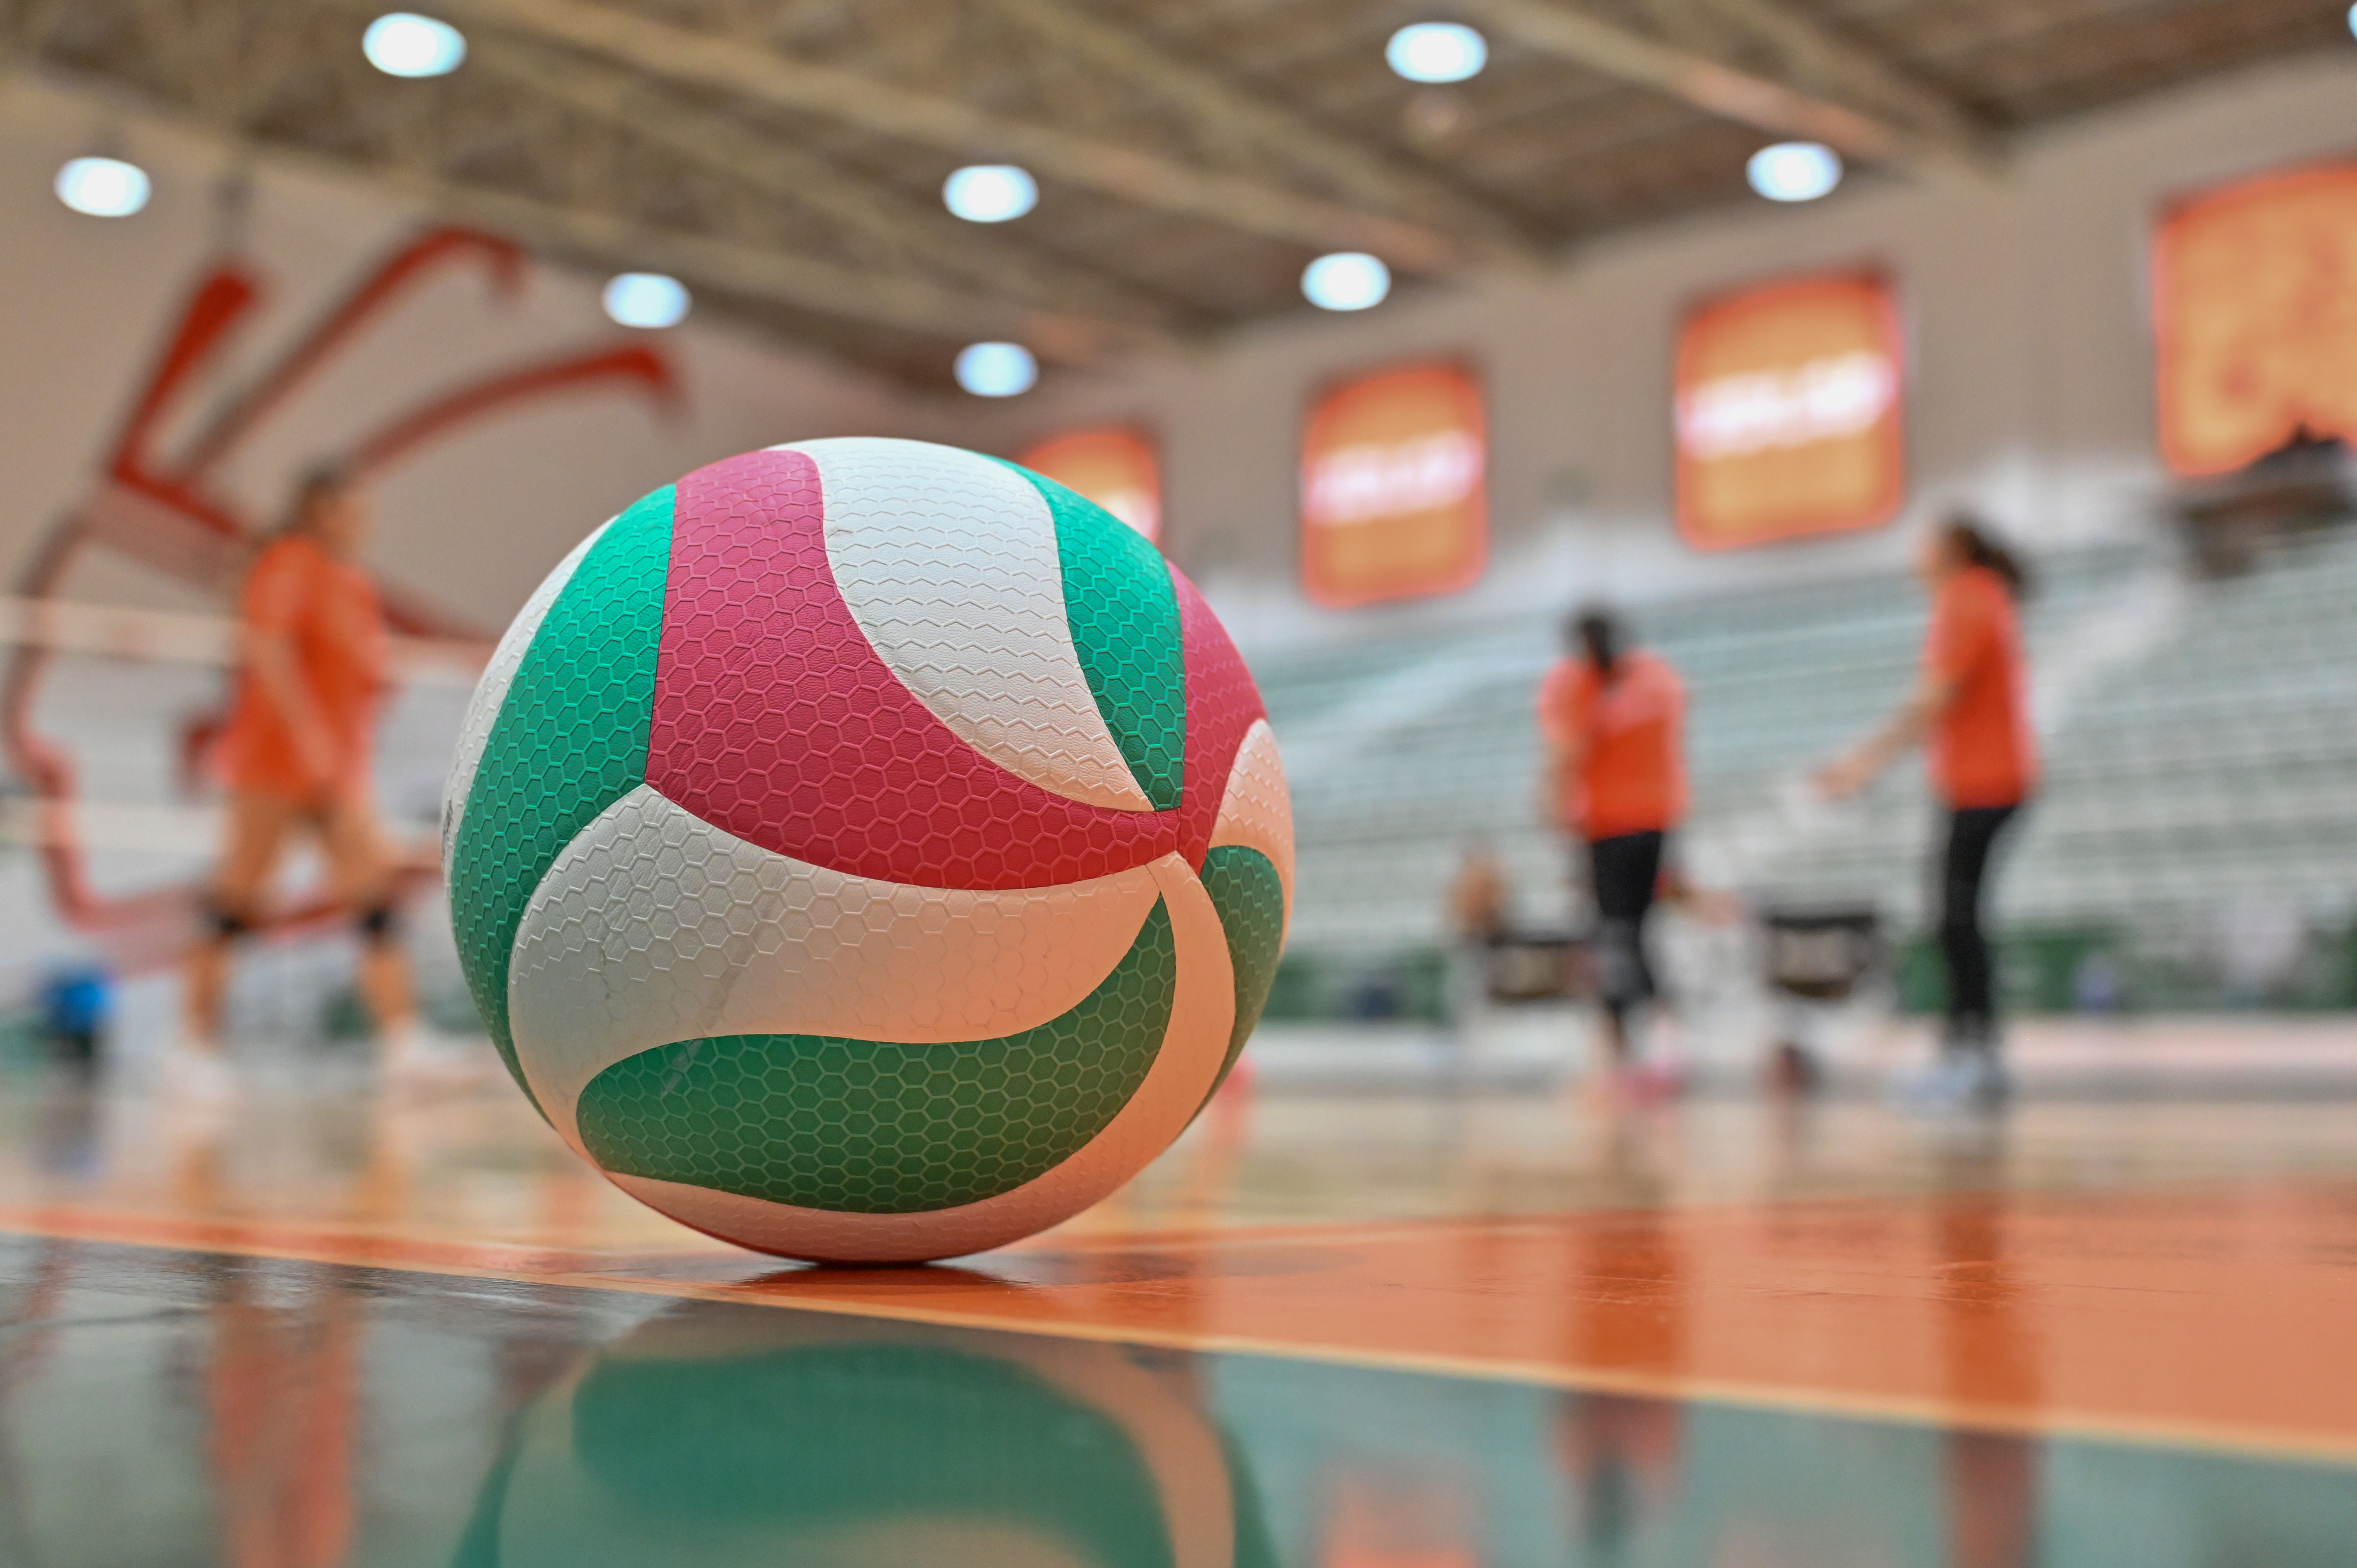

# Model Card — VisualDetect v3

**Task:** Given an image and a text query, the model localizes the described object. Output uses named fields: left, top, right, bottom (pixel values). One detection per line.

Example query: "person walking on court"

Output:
left=1819, top=515, right=2035, bottom=1106
left=1538, top=606, right=1689, bottom=1095
left=164, top=468, right=466, bottom=1095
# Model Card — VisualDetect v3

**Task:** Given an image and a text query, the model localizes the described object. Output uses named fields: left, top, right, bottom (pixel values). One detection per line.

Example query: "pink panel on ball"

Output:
left=647, top=448, right=1183, bottom=887
left=1170, top=562, right=1267, bottom=870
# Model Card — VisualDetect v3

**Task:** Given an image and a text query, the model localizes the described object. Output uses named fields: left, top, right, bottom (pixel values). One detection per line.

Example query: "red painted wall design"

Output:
left=2, top=228, right=678, bottom=961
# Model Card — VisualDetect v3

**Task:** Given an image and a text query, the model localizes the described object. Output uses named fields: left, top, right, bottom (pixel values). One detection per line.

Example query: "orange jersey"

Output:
left=1538, top=649, right=1689, bottom=838
left=216, top=535, right=386, bottom=799
left=1926, top=565, right=2035, bottom=808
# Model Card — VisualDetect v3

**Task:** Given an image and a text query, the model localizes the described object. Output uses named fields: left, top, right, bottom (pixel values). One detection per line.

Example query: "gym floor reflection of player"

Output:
left=164, top=468, right=471, bottom=1095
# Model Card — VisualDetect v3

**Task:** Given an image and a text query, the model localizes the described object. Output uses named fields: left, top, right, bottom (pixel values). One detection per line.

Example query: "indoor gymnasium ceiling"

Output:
left=0, top=0, right=2338, bottom=388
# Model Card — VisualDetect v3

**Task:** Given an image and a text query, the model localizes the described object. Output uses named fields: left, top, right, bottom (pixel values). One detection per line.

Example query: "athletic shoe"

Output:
left=1624, top=1059, right=1687, bottom=1104
left=1890, top=1051, right=2010, bottom=1112
left=157, top=1036, right=238, bottom=1105
left=1583, top=1059, right=1684, bottom=1111
left=380, top=1022, right=493, bottom=1095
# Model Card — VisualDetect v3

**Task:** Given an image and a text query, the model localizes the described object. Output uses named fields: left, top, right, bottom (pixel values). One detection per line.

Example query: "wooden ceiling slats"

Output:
left=0, top=0, right=2332, bottom=386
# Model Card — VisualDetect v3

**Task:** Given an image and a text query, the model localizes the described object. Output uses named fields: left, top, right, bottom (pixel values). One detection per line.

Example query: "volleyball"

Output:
left=442, top=438, right=1292, bottom=1263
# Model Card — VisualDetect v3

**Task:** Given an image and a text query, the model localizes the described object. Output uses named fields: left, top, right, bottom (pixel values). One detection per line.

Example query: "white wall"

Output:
left=11, top=55, right=2347, bottom=649
left=958, top=53, right=2357, bottom=649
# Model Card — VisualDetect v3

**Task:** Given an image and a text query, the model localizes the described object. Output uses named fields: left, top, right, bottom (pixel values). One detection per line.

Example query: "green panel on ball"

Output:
left=1198, top=844, right=1285, bottom=1104
left=449, top=486, right=675, bottom=1110
left=997, top=461, right=1186, bottom=812
left=576, top=900, right=1177, bottom=1214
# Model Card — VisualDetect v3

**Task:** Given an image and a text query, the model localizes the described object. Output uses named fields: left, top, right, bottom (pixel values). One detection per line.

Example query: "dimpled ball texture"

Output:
left=443, top=438, right=1293, bottom=1263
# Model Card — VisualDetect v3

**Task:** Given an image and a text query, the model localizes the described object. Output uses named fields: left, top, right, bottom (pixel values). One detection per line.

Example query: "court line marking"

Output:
left=3, top=1203, right=2355, bottom=1471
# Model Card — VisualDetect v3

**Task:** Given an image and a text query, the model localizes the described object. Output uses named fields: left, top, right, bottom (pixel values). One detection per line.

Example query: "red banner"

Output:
left=2157, top=164, right=2357, bottom=477
left=1300, top=362, right=1485, bottom=607
left=1675, top=272, right=1903, bottom=550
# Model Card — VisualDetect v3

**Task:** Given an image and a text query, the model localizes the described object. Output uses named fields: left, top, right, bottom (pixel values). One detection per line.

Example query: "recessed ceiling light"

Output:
left=603, top=272, right=690, bottom=329
left=54, top=157, right=150, bottom=217
left=1387, top=23, right=1487, bottom=84
left=943, top=165, right=1038, bottom=223
left=1302, top=252, right=1391, bottom=311
left=956, top=342, right=1037, bottom=396
left=364, top=13, right=466, bottom=78
left=1747, top=141, right=1843, bottom=202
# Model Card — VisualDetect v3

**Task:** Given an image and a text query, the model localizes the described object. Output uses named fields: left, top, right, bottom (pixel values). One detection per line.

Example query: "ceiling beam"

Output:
left=404, top=0, right=1482, bottom=272
left=3, top=60, right=1135, bottom=361
left=466, top=39, right=1190, bottom=337
left=392, top=181, right=1141, bottom=360
left=1684, top=0, right=1994, bottom=164
left=1456, top=0, right=1995, bottom=173
left=981, top=0, right=1539, bottom=263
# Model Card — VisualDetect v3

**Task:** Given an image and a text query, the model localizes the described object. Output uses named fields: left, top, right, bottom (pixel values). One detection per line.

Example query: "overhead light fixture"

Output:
left=364, top=12, right=467, bottom=77
left=1302, top=252, right=1391, bottom=311
left=54, top=157, right=150, bottom=217
left=942, top=164, right=1038, bottom=223
left=1747, top=141, right=1843, bottom=203
left=955, top=342, right=1037, bottom=397
left=1387, top=22, right=1487, bottom=83
left=603, top=272, right=690, bottom=329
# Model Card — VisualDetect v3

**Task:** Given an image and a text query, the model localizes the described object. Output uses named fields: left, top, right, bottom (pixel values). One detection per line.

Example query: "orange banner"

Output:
left=1019, top=426, right=1161, bottom=542
left=1300, top=362, right=1485, bottom=607
left=2157, top=164, right=2357, bottom=477
left=1675, top=272, right=1903, bottom=550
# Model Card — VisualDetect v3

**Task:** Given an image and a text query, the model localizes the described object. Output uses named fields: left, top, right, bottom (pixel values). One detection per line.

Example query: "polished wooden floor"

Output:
left=6, top=1049, right=2357, bottom=1565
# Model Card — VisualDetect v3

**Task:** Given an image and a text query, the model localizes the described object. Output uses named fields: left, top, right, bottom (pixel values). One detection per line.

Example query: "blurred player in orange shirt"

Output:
left=1821, top=516, right=2035, bottom=1106
left=167, top=470, right=462, bottom=1095
left=1538, top=607, right=1689, bottom=1090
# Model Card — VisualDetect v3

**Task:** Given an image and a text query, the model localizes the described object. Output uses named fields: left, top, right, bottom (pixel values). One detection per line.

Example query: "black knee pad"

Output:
left=357, top=901, right=399, bottom=944
left=207, top=904, right=250, bottom=942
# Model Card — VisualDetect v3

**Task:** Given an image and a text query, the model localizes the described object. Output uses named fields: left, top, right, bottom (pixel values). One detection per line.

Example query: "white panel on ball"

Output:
left=506, top=784, right=1168, bottom=1151
left=788, top=437, right=1154, bottom=813
left=601, top=851, right=1235, bottom=1263
left=1210, top=719, right=1297, bottom=919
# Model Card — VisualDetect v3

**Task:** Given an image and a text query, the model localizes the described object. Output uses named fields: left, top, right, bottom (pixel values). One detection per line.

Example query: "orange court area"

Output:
left=11, top=1063, right=2357, bottom=1471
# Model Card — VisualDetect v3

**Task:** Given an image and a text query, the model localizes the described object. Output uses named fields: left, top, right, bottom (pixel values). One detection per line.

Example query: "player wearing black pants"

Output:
left=1588, top=828, right=1665, bottom=1051
left=1821, top=516, right=2035, bottom=1107
left=1539, top=607, right=1689, bottom=1084
left=1939, top=804, right=2021, bottom=1049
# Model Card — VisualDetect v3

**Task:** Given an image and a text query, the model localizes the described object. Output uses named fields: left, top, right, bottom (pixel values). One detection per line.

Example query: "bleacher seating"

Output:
left=1250, top=524, right=2357, bottom=971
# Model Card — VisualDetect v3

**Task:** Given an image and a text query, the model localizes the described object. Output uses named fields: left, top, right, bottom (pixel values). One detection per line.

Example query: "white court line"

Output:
left=0, top=596, right=489, bottom=687
left=0, top=598, right=486, bottom=852
left=0, top=799, right=220, bottom=853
